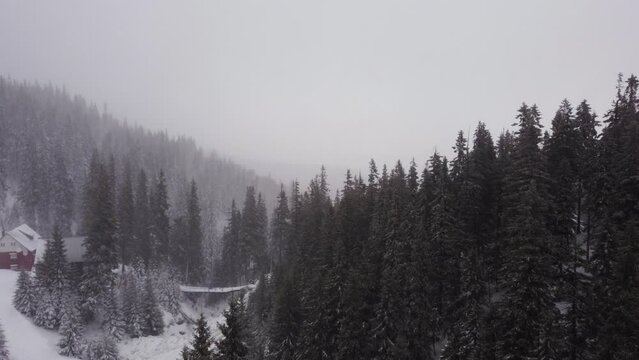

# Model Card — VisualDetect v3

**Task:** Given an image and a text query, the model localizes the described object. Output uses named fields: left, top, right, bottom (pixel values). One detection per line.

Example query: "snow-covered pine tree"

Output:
left=495, top=104, right=559, bottom=359
left=545, top=99, right=580, bottom=276
left=254, top=193, right=269, bottom=277
left=183, top=314, right=214, bottom=360
left=155, top=267, right=181, bottom=316
left=185, top=180, right=204, bottom=285
left=337, top=162, right=381, bottom=360
left=270, top=185, right=291, bottom=265
left=214, top=295, right=249, bottom=360
left=294, top=169, right=337, bottom=360
left=141, top=276, right=164, bottom=336
left=33, top=226, right=67, bottom=329
left=267, top=267, right=301, bottom=360
left=219, top=200, right=243, bottom=286
left=134, top=169, right=152, bottom=266
left=240, top=186, right=260, bottom=283
left=101, top=289, right=125, bottom=341
left=48, top=225, right=68, bottom=294
left=34, top=289, right=60, bottom=330
left=0, top=320, right=8, bottom=360
left=151, top=170, right=171, bottom=264
left=17, top=140, right=42, bottom=229
left=467, top=122, right=498, bottom=286
left=121, top=273, right=142, bottom=338
left=50, top=149, right=75, bottom=236
left=441, top=251, right=483, bottom=360
left=247, top=273, right=272, bottom=360
left=117, top=161, right=135, bottom=268
left=590, top=75, right=639, bottom=359
left=80, top=151, right=118, bottom=318
left=84, top=337, right=119, bottom=360
left=58, top=295, right=85, bottom=357
left=373, top=161, right=416, bottom=359
left=13, top=270, right=37, bottom=317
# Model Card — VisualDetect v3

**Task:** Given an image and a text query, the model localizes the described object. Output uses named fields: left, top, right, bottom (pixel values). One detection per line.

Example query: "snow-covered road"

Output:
left=0, top=269, right=232, bottom=360
left=0, top=270, right=69, bottom=360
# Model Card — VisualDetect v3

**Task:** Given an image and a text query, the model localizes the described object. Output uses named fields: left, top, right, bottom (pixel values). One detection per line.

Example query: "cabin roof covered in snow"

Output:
left=35, top=236, right=87, bottom=263
left=3, top=224, right=41, bottom=252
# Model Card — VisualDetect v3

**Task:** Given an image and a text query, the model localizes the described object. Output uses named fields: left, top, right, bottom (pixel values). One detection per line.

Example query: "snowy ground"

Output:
left=119, top=302, right=227, bottom=360
left=0, top=270, right=230, bottom=360
left=0, top=270, right=69, bottom=360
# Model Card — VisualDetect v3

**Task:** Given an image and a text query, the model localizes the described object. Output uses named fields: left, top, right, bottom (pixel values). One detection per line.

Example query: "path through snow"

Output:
left=0, top=269, right=232, bottom=360
left=0, top=270, right=69, bottom=360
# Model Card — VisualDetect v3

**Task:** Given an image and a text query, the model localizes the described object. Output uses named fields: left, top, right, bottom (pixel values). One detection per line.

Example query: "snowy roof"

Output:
left=4, top=224, right=41, bottom=252
left=35, top=236, right=87, bottom=263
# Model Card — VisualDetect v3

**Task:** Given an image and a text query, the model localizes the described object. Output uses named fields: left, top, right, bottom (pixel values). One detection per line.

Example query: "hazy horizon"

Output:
left=2, top=0, right=638, bottom=184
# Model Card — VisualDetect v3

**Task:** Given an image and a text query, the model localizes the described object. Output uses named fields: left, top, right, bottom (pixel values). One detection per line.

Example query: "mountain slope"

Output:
left=0, top=77, right=280, bottom=237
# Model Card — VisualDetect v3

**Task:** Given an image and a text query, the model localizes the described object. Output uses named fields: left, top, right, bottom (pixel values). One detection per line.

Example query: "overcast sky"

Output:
left=1, top=0, right=638, bottom=183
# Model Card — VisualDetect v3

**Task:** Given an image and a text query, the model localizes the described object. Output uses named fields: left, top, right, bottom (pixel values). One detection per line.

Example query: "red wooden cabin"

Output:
left=0, top=224, right=41, bottom=271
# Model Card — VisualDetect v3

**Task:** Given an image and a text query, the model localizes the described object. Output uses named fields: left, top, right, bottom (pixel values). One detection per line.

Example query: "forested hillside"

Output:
left=0, top=76, right=279, bottom=243
left=2, top=73, right=639, bottom=360
left=199, top=74, right=639, bottom=360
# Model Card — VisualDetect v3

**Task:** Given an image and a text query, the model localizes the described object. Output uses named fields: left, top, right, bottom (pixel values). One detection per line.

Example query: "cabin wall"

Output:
left=0, top=235, right=35, bottom=270
left=0, top=250, right=35, bottom=270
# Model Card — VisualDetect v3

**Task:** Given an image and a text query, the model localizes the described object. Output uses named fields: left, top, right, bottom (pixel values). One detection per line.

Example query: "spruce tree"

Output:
left=239, top=186, right=264, bottom=282
left=0, top=320, right=8, bottom=360
left=121, top=273, right=143, bottom=338
left=134, top=169, right=152, bottom=265
left=80, top=151, right=118, bottom=316
left=170, top=216, right=189, bottom=279
left=441, top=251, right=483, bottom=360
left=247, top=274, right=272, bottom=360
left=156, top=266, right=182, bottom=316
left=151, top=170, right=171, bottom=264
left=141, top=276, right=164, bottom=336
left=335, top=171, right=375, bottom=360
left=591, top=75, right=639, bottom=358
left=294, top=169, right=335, bottom=360
left=35, top=229, right=67, bottom=332
left=492, top=129, right=516, bottom=280
left=255, top=193, right=269, bottom=275
left=13, top=270, right=36, bottom=317
left=546, top=99, right=580, bottom=274
left=496, top=103, right=559, bottom=359
left=270, top=185, right=291, bottom=265
left=545, top=99, right=593, bottom=359
left=50, top=149, right=75, bottom=236
left=574, top=100, right=598, bottom=261
left=214, top=295, right=249, bottom=360
left=18, top=140, right=42, bottom=228
left=426, top=152, right=464, bottom=331
left=467, top=122, right=498, bottom=291
left=117, top=161, right=135, bottom=268
left=58, top=295, right=85, bottom=357
left=34, top=289, right=60, bottom=329
left=268, top=267, right=301, bottom=360
left=185, top=180, right=204, bottom=284
left=84, top=337, right=120, bottom=360
left=220, top=200, right=243, bottom=285
left=450, top=130, right=469, bottom=185
left=36, top=226, right=68, bottom=303
left=102, top=288, right=124, bottom=341
left=183, top=314, right=214, bottom=360
left=374, top=161, right=417, bottom=359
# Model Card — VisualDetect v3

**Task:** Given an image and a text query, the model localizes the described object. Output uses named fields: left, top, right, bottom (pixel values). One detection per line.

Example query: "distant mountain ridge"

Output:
left=0, top=76, right=280, bottom=235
